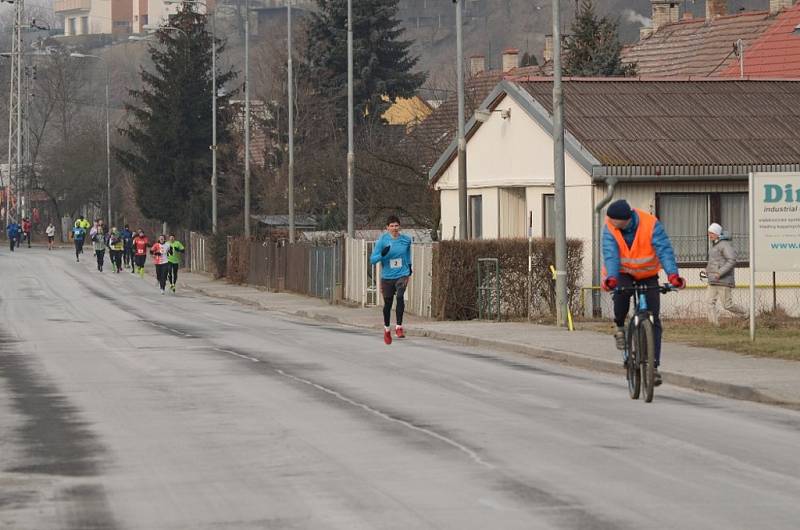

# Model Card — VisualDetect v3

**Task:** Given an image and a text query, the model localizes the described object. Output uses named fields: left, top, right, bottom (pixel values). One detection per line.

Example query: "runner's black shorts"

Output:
left=381, top=276, right=409, bottom=299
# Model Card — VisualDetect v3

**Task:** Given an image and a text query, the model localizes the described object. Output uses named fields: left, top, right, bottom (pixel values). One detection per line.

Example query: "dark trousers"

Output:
left=9, top=236, right=16, bottom=251
left=110, top=250, right=123, bottom=271
left=613, top=274, right=663, bottom=365
left=95, top=249, right=105, bottom=270
left=23, top=231, right=30, bottom=247
left=134, top=255, right=146, bottom=269
left=381, top=277, right=409, bottom=327
left=123, top=247, right=134, bottom=267
left=74, top=239, right=84, bottom=259
left=167, top=263, right=179, bottom=285
left=155, top=263, right=169, bottom=290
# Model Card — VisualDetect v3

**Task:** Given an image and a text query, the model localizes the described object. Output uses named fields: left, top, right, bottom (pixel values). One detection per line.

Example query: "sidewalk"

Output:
left=179, top=272, right=800, bottom=410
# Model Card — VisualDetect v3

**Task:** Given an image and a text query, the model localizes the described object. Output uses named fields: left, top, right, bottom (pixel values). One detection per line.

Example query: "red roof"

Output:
left=720, top=3, right=800, bottom=78
left=623, top=10, right=774, bottom=77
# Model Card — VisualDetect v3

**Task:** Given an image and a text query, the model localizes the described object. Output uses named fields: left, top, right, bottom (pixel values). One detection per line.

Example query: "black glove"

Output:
left=381, top=245, right=391, bottom=257
left=408, top=264, right=413, bottom=276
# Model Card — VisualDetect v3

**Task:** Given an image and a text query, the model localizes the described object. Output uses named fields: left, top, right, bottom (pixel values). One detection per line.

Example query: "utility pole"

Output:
left=287, top=0, right=295, bottom=243
left=243, top=0, right=251, bottom=237
left=211, top=9, right=218, bottom=234
left=455, top=0, right=467, bottom=240
left=6, top=0, right=23, bottom=227
left=346, top=0, right=354, bottom=237
left=552, top=0, right=568, bottom=327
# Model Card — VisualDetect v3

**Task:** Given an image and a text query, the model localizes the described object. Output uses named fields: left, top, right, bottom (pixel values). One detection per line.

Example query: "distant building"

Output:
left=55, top=0, right=214, bottom=37
left=624, top=0, right=800, bottom=78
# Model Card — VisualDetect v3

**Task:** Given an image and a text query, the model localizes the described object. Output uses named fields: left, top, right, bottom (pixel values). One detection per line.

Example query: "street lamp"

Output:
left=70, top=53, right=112, bottom=227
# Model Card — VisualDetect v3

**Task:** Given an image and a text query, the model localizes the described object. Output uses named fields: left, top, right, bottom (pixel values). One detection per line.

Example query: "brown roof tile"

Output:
left=515, top=78, right=800, bottom=166
left=623, top=11, right=775, bottom=77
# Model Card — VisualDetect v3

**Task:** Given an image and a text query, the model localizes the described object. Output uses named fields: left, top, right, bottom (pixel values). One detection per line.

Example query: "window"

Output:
left=656, top=192, right=748, bottom=264
left=68, top=17, right=76, bottom=36
left=80, top=16, right=88, bottom=35
left=468, top=195, right=482, bottom=240
left=543, top=194, right=555, bottom=238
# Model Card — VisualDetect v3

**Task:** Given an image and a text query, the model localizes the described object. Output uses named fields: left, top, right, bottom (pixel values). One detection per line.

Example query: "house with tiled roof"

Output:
left=623, top=0, right=800, bottom=78
left=427, top=78, right=800, bottom=315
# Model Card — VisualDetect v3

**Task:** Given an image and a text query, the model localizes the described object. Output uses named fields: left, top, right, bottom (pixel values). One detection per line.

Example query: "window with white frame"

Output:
left=543, top=194, right=555, bottom=239
left=656, top=192, right=748, bottom=264
left=468, top=195, right=482, bottom=240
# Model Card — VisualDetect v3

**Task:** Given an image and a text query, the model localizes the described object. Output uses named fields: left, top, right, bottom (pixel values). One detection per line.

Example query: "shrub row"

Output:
left=431, top=238, right=584, bottom=321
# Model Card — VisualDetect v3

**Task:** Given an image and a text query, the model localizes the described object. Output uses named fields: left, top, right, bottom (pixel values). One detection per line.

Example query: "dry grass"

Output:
left=581, top=310, right=800, bottom=361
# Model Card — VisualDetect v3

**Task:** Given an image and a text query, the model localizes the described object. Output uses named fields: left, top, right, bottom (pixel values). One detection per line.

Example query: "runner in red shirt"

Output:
left=132, top=229, right=149, bottom=278
left=150, top=235, right=169, bottom=294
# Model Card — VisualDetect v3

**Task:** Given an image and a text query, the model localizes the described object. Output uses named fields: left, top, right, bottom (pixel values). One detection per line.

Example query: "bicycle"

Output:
left=617, top=282, right=677, bottom=403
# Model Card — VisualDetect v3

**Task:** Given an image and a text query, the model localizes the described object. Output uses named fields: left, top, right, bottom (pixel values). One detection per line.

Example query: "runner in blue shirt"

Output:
left=370, top=215, right=413, bottom=345
left=72, top=225, right=86, bottom=262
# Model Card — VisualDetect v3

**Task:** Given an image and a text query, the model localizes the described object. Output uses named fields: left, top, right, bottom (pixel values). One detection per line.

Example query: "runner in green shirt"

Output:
left=166, top=234, right=185, bottom=292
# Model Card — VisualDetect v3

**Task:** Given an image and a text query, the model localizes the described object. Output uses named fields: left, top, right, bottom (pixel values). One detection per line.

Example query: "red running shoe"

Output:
left=383, top=329, right=392, bottom=345
left=395, top=326, right=405, bottom=339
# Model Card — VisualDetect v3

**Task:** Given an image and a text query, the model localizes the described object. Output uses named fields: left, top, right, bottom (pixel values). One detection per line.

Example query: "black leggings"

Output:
left=155, top=263, right=169, bottom=290
left=168, top=263, right=179, bottom=285
left=123, top=247, right=134, bottom=267
left=74, top=239, right=84, bottom=259
left=134, top=255, right=146, bottom=270
left=613, top=274, right=663, bottom=365
left=110, top=250, right=123, bottom=271
left=95, top=249, right=105, bottom=270
left=381, top=277, right=408, bottom=327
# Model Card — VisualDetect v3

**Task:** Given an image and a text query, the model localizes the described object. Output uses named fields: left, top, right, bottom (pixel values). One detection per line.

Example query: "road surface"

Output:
left=2, top=247, right=800, bottom=529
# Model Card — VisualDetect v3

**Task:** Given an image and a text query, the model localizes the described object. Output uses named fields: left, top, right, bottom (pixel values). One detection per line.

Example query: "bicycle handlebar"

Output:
left=614, top=283, right=678, bottom=295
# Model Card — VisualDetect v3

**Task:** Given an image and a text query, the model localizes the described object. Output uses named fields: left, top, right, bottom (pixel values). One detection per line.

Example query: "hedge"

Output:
left=431, top=238, right=584, bottom=321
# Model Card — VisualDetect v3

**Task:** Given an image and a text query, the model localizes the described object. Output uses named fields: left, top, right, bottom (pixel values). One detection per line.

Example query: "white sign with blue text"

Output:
left=751, top=172, right=800, bottom=272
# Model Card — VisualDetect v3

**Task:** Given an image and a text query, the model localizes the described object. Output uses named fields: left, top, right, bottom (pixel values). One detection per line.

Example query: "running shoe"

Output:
left=383, top=329, right=392, bottom=345
left=395, top=325, right=405, bottom=339
left=160, top=288, right=165, bottom=295
left=654, top=368, right=663, bottom=387
left=614, top=328, right=625, bottom=350
left=170, top=284, right=176, bottom=293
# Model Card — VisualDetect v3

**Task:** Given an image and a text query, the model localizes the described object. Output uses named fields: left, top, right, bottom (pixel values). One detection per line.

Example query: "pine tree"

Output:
left=564, top=0, right=636, bottom=77
left=305, top=0, right=426, bottom=125
left=520, top=52, right=539, bottom=67
left=116, top=7, right=237, bottom=231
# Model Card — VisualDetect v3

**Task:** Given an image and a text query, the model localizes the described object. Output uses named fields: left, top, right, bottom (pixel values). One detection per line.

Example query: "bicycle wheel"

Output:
left=626, top=319, right=640, bottom=400
left=639, top=318, right=656, bottom=403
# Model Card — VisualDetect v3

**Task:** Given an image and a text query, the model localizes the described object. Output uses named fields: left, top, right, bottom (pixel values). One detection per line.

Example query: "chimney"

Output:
left=502, top=48, right=519, bottom=72
left=651, top=0, right=680, bottom=31
left=543, top=35, right=553, bottom=62
left=469, top=55, right=486, bottom=77
left=770, top=0, right=793, bottom=14
left=705, top=0, right=727, bottom=20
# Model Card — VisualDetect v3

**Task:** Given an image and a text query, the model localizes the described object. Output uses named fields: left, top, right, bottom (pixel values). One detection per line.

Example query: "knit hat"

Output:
left=708, top=223, right=723, bottom=236
left=606, top=200, right=633, bottom=220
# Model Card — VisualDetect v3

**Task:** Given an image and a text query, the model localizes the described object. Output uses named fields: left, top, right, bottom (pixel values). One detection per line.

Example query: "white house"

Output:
left=428, top=77, right=800, bottom=316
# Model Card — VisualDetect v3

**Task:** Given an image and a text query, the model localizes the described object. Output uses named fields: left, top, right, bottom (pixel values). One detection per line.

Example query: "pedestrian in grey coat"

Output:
left=704, top=223, right=745, bottom=325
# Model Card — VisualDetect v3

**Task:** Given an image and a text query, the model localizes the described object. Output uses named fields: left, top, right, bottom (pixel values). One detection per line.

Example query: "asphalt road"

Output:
left=2, top=247, right=800, bottom=530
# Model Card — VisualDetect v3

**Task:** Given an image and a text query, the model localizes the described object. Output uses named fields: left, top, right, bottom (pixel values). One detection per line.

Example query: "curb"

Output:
left=180, top=281, right=800, bottom=411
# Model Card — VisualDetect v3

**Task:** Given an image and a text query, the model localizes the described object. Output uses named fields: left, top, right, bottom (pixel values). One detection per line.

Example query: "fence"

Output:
left=343, top=237, right=433, bottom=318
left=225, top=237, right=344, bottom=302
left=580, top=270, right=800, bottom=320
left=188, top=231, right=215, bottom=275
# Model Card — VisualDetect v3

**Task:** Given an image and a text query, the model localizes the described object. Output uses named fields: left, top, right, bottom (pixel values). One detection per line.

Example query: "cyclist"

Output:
left=166, top=234, right=185, bottom=292
left=601, top=199, right=685, bottom=386
left=133, top=229, right=149, bottom=278
left=72, top=223, right=87, bottom=261
left=370, top=215, right=412, bottom=345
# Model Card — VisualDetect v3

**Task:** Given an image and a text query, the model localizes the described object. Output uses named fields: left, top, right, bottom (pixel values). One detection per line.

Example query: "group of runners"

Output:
left=5, top=217, right=42, bottom=251
left=71, top=216, right=185, bottom=295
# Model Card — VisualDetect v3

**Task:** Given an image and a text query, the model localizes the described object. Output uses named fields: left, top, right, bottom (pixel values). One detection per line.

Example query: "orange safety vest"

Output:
left=604, top=209, right=661, bottom=280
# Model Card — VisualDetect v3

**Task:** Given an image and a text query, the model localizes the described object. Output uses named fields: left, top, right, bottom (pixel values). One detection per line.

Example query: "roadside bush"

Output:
left=226, top=236, right=252, bottom=284
left=431, top=238, right=584, bottom=321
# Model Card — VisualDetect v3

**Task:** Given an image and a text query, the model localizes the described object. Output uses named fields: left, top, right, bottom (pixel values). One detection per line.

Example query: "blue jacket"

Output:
left=6, top=223, right=20, bottom=238
left=602, top=210, right=678, bottom=279
left=121, top=228, right=134, bottom=248
left=370, top=233, right=412, bottom=280
left=72, top=226, right=86, bottom=241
